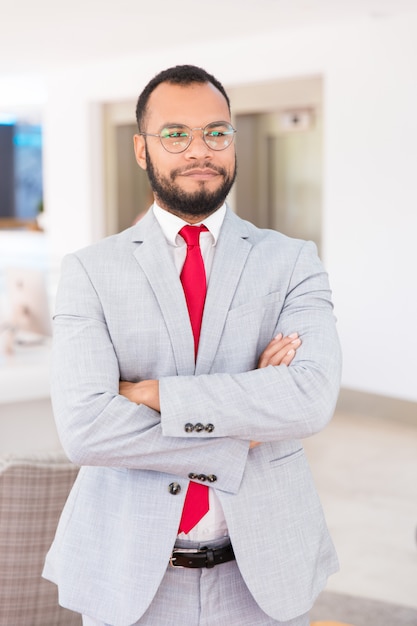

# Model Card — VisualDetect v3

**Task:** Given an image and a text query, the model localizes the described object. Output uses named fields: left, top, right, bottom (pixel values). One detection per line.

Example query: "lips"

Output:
left=182, top=168, right=219, bottom=175
left=170, top=163, right=226, bottom=183
left=178, top=167, right=224, bottom=181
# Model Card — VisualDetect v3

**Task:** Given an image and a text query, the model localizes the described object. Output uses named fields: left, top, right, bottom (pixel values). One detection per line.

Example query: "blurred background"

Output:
left=0, top=0, right=416, bottom=622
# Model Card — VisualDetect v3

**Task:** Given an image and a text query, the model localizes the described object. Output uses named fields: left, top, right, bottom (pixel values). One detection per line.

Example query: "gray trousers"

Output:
left=82, top=547, right=310, bottom=626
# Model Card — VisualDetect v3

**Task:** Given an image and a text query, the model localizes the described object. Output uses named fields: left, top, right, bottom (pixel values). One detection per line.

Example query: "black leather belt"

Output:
left=169, top=543, right=235, bottom=568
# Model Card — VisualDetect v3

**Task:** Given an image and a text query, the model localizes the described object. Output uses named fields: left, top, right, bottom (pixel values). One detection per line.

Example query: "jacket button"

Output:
left=194, top=423, right=205, bottom=432
left=188, top=472, right=198, bottom=479
left=207, top=474, right=217, bottom=483
left=184, top=423, right=194, bottom=433
left=168, top=482, right=181, bottom=495
left=198, top=474, right=207, bottom=481
left=205, top=423, right=215, bottom=432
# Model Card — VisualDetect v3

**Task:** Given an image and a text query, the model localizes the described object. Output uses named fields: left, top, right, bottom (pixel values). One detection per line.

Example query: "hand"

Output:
left=257, top=332, right=301, bottom=369
left=119, top=379, right=160, bottom=412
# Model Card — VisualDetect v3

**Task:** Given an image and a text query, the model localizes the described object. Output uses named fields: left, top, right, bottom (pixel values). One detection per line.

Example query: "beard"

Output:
left=145, top=148, right=237, bottom=221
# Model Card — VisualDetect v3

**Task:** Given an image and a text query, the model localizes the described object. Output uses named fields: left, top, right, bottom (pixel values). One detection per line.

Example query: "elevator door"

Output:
left=115, top=123, right=153, bottom=232
left=234, top=109, right=322, bottom=252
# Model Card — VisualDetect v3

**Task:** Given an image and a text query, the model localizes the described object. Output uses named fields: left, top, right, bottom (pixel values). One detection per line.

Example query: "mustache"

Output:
left=170, top=163, right=227, bottom=177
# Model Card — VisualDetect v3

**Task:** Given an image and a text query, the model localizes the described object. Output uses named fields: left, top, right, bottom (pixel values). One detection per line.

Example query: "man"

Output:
left=43, top=65, right=342, bottom=626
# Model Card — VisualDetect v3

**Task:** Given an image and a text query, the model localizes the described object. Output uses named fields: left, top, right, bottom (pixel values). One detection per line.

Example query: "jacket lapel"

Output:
left=131, top=212, right=195, bottom=376
left=196, top=210, right=252, bottom=374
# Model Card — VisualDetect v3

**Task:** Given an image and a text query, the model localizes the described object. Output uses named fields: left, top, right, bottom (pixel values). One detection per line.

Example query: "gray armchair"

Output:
left=0, top=452, right=81, bottom=625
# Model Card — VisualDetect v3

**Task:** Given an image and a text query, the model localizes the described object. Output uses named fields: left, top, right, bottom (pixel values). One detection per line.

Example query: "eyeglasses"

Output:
left=138, top=121, right=236, bottom=153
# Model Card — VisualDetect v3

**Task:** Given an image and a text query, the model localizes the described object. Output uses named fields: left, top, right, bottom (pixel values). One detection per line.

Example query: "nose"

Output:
left=185, top=129, right=212, bottom=159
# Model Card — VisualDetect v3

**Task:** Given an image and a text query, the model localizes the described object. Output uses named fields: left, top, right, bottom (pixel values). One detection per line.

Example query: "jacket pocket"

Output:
left=226, top=291, right=281, bottom=322
left=269, top=447, right=304, bottom=467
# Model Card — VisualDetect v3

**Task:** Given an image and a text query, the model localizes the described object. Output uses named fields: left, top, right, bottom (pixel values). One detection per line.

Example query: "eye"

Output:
left=205, top=123, right=234, bottom=138
left=160, top=126, right=189, bottom=140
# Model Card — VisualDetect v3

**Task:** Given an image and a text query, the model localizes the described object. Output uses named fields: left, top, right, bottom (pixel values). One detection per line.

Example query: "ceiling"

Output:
left=1, top=0, right=416, bottom=75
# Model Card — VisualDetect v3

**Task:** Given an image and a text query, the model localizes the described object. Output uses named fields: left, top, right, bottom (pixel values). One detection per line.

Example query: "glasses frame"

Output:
left=138, top=121, right=236, bottom=154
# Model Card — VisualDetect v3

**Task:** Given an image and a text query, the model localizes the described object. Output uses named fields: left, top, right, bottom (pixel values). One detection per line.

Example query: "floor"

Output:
left=303, top=410, right=417, bottom=610
left=310, top=589, right=417, bottom=626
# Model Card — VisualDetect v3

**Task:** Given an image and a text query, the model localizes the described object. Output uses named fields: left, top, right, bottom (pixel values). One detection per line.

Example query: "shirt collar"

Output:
left=152, top=202, right=226, bottom=247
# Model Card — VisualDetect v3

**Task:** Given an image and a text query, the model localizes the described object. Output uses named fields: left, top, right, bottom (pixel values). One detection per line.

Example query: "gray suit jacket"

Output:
left=43, top=207, right=342, bottom=625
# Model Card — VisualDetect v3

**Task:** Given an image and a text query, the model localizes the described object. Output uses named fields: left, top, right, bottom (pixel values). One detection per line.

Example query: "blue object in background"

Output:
left=13, top=124, right=43, bottom=220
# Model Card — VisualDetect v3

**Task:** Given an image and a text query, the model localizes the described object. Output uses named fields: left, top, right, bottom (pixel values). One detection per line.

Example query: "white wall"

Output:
left=0, top=74, right=46, bottom=118
left=3, top=13, right=417, bottom=402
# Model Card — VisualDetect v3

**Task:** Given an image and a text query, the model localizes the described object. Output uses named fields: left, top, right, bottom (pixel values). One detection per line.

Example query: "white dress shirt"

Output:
left=152, top=202, right=229, bottom=542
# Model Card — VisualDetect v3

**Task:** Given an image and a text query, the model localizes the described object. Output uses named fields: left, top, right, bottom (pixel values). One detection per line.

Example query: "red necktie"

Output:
left=178, top=224, right=210, bottom=534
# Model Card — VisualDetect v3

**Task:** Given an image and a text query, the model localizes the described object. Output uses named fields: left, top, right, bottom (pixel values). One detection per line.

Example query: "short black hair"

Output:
left=135, top=64, right=230, bottom=131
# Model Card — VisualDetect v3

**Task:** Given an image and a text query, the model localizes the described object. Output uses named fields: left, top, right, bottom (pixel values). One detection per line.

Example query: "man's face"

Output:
left=134, top=82, right=236, bottom=222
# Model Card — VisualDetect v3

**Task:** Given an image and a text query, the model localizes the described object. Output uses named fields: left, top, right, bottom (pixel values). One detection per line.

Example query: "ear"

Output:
left=133, top=134, right=147, bottom=170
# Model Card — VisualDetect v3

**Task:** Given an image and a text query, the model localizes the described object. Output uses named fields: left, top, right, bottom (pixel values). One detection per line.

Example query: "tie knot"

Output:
left=179, top=224, right=208, bottom=247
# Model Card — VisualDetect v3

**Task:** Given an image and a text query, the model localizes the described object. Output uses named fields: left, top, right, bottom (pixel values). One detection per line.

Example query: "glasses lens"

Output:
left=160, top=125, right=191, bottom=153
left=204, top=122, right=235, bottom=150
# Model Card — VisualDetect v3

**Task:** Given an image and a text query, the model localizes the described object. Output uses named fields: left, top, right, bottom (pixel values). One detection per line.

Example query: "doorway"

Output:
left=228, top=76, right=323, bottom=252
left=115, top=123, right=152, bottom=231
left=234, top=109, right=322, bottom=250
left=102, top=101, right=152, bottom=235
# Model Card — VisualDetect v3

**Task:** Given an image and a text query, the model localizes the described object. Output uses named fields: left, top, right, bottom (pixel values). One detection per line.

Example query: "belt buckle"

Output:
left=169, top=547, right=202, bottom=568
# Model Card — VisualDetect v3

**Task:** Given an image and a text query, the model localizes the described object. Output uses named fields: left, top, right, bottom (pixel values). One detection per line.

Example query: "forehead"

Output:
left=145, top=81, right=230, bottom=129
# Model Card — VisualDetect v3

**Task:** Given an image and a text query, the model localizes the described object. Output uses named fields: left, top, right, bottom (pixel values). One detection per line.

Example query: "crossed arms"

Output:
left=119, top=332, right=301, bottom=449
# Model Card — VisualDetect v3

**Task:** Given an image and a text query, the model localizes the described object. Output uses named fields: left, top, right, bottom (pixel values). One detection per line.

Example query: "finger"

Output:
left=257, top=333, right=296, bottom=367
left=269, top=332, right=298, bottom=354
left=258, top=339, right=287, bottom=368
left=267, top=336, right=300, bottom=359
left=259, top=337, right=301, bottom=368
left=268, top=341, right=300, bottom=366
left=280, top=348, right=296, bottom=366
